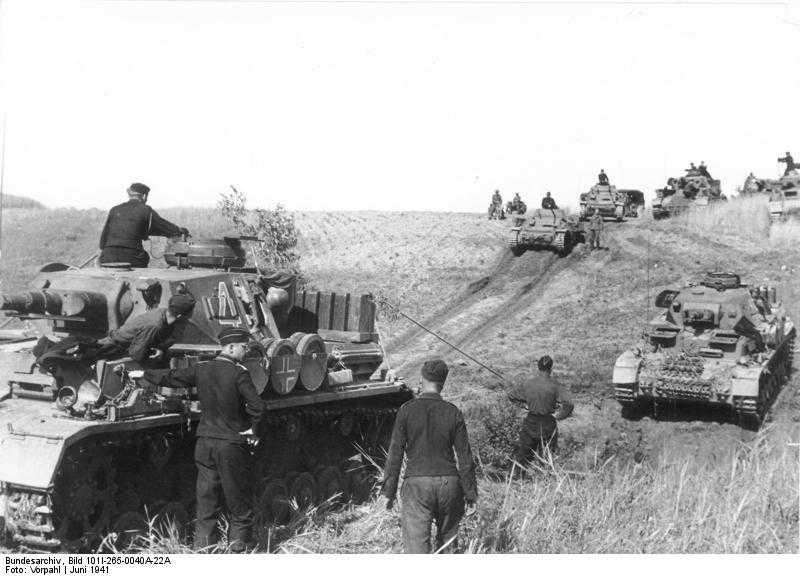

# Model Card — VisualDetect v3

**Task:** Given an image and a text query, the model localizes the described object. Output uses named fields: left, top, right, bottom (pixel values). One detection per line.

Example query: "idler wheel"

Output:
left=293, top=333, right=328, bottom=391
left=266, top=339, right=301, bottom=395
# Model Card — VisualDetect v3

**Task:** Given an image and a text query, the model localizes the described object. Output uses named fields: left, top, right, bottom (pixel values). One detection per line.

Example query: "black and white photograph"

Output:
left=0, top=0, right=798, bottom=562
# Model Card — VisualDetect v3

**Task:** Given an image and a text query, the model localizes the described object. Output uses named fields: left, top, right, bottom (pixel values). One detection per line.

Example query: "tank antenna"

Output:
left=378, top=298, right=507, bottom=382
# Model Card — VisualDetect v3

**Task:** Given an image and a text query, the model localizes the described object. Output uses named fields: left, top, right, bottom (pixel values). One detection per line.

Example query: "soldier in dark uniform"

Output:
left=541, top=191, right=558, bottom=209
left=698, top=161, right=712, bottom=179
left=507, top=355, right=573, bottom=467
left=381, top=359, right=477, bottom=553
left=94, top=294, right=196, bottom=365
left=685, top=163, right=698, bottom=177
left=778, top=151, right=796, bottom=176
left=141, top=327, right=265, bottom=552
left=598, top=169, right=609, bottom=185
left=99, top=182, right=189, bottom=268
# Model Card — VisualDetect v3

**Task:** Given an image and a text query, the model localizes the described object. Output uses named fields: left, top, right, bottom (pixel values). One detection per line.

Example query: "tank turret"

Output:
left=613, top=272, right=795, bottom=427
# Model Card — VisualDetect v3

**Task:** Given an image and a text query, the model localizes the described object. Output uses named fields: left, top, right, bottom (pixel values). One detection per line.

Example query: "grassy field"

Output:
left=1, top=195, right=798, bottom=553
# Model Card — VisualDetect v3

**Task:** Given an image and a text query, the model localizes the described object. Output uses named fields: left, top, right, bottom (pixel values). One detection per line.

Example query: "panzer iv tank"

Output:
left=753, top=170, right=800, bottom=223
left=0, top=236, right=411, bottom=551
left=652, top=174, right=724, bottom=219
left=507, top=208, right=584, bottom=257
left=613, top=272, right=795, bottom=427
left=579, top=184, right=626, bottom=221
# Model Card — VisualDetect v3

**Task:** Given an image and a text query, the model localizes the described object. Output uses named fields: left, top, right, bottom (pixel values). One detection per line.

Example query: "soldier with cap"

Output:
left=381, top=359, right=477, bottom=554
left=598, top=169, right=609, bottom=186
left=94, top=294, right=196, bottom=365
left=541, top=191, right=558, bottom=210
left=98, top=182, right=190, bottom=268
left=587, top=208, right=603, bottom=250
left=698, top=161, right=712, bottom=180
left=507, top=355, right=573, bottom=468
left=778, top=151, right=797, bottom=176
left=141, top=327, right=265, bottom=552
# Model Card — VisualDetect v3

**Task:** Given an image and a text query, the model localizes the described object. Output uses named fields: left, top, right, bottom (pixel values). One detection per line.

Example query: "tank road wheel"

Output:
left=255, top=480, right=291, bottom=526
left=289, top=472, right=317, bottom=511
left=294, top=333, right=328, bottom=391
left=108, top=511, right=147, bottom=550
left=267, top=339, right=301, bottom=395
left=316, top=466, right=347, bottom=506
left=53, top=450, right=117, bottom=550
left=155, top=500, right=189, bottom=535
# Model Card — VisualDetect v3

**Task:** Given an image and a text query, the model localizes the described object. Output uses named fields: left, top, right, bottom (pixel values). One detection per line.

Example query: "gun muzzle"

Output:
left=0, top=290, right=107, bottom=318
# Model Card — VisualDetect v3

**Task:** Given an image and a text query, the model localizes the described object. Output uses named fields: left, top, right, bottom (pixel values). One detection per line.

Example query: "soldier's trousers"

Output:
left=400, top=475, right=464, bottom=553
left=99, top=246, right=150, bottom=268
left=588, top=230, right=601, bottom=250
left=194, top=437, right=254, bottom=551
left=516, top=413, right=558, bottom=466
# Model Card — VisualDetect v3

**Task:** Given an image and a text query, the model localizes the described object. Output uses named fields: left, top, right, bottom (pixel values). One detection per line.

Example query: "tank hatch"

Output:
left=164, top=236, right=254, bottom=269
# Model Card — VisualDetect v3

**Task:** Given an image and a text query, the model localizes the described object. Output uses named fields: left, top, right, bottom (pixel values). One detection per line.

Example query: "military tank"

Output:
left=613, top=272, right=795, bottom=427
left=578, top=184, right=625, bottom=221
left=507, top=208, right=584, bottom=256
left=0, top=236, right=411, bottom=551
left=652, top=174, right=724, bottom=219
left=755, top=171, right=800, bottom=223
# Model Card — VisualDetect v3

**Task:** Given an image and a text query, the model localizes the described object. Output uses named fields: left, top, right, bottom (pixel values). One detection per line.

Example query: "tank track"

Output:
left=732, top=333, right=795, bottom=423
left=3, top=397, right=406, bottom=552
left=552, top=233, right=566, bottom=255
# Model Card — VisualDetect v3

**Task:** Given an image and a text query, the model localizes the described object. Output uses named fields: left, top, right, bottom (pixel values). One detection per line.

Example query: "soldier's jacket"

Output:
left=588, top=214, right=604, bottom=231
left=99, top=199, right=182, bottom=251
left=541, top=197, right=558, bottom=209
left=145, top=355, right=265, bottom=443
left=99, top=308, right=177, bottom=365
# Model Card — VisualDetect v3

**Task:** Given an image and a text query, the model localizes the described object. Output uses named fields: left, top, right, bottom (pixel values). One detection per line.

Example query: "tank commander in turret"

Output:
left=381, top=359, right=477, bottom=553
left=685, top=163, right=698, bottom=176
left=778, top=151, right=796, bottom=176
left=698, top=161, right=712, bottom=179
left=541, top=191, right=558, bottom=209
left=137, top=327, right=265, bottom=553
left=598, top=169, right=609, bottom=186
left=94, top=294, right=196, bottom=365
left=507, top=355, right=573, bottom=469
left=587, top=208, right=604, bottom=250
left=99, top=182, right=190, bottom=268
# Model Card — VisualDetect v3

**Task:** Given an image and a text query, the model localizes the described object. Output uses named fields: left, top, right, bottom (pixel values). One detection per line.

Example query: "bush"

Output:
left=218, top=187, right=301, bottom=275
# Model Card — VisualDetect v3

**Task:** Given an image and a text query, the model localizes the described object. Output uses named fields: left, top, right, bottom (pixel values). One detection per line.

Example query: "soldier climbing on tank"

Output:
left=598, top=169, right=609, bottom=186
left=99, top=182, right=190, bottom=268
left=381, top=359, right=477, bottom=553
left=94, top=294, right=196, bottom=366
left=541, top=191, right=558, bottom=210
left=778, top=151, right=797, bottom=176
left=507, top=355, right=573, bottom=470
left=587, top=208, right=603, bottom=250
left=139, top=327, right=265, bottom=553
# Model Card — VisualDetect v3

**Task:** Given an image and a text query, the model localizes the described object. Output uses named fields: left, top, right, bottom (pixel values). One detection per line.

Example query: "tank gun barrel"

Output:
left=0, top=290, right=107, bottom=318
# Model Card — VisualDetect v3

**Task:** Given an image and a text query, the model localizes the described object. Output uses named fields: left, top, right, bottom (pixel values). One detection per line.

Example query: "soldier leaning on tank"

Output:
left=541, top=191, right=558, bottom=210
left=587, top=209, right=603, bottom=250
left=507, top=355, right=573, bottom=469
left=138, top=327, right=265, bottom=553
left=598, top=169, right=609, bottom=185
left=93, top=294, right=196, bottom=366
left=778, top=151, right=796, bottom=175
left=380, top=359, right=478, bottom=554
left=98, top=182, right=190, bottom=268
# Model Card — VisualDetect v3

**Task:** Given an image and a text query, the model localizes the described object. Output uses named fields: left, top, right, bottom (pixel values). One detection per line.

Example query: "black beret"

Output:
left=128, top=182, right=150, bottom=195
left=168, top=294, right=196, bottom=316
left=218, top=327, right=251, bottom=345
left=421, top=358, right=449, bottom=384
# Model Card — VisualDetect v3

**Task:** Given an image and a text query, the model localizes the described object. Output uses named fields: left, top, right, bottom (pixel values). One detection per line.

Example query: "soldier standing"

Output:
left=778, top=151, right=796, bottom=175
left=587, top=208, right=603, bottom=250
left=541, top=191, right=558, bottom=209
left=507, top=355, right=573, bottom=466
left=141, top=327, right=265, bottom=552
left=598, top=169, right=609, bottom=185
left=492, top=189, right=502, bottom=206
left=99, top=183, right=190, bottom=268
left=381, top=359, right=477, bottom=553
left=95, top=294, right=196, bottom=365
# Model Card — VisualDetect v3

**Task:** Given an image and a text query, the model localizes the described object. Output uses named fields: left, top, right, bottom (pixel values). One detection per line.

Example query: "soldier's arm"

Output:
left=147, top=207, right=184, bottom=238
left=143, top=364, right=197, bottom=389
left=453, top=410, right=478, bottom=503
left=99, top=215, right=111, bottom=249
left=506, top=381, right=526, bottom=405
left=128, top=325, right=162, bottom=365
left=235, top=369, right=266, bottom=435
left=554, top=381, right=574, bottom=420
left=380, top=406, right=408, bottom=502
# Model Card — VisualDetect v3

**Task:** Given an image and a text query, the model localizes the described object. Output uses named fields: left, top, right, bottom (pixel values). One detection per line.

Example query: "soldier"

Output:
left=381, top=359, right=477, bottom=554
left=598, top=169, right=609, bottom=186
left=492, top=189, right=502, bottom=206
left=778, top=151, right=796, bottom=176
left=587, top=208, right=603, bottom=250
left=140, top=327, right=265, bottom=552
left=94, top=294, right=196, bottom=365
left=99, top=182, right=190, bottom=268
left=512, top=192, right=522, bottom=211
left=541, top=191, right=558, bottom=210
left=699, top=161, right=712, bottom=179
left=685, top=163, right=698, bottom=176
left=507, top=355, right=573, bottom=467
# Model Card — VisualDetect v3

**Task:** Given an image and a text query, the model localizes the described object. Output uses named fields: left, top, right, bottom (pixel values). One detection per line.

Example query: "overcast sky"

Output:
left=1, top=0, right=799, bottom=212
